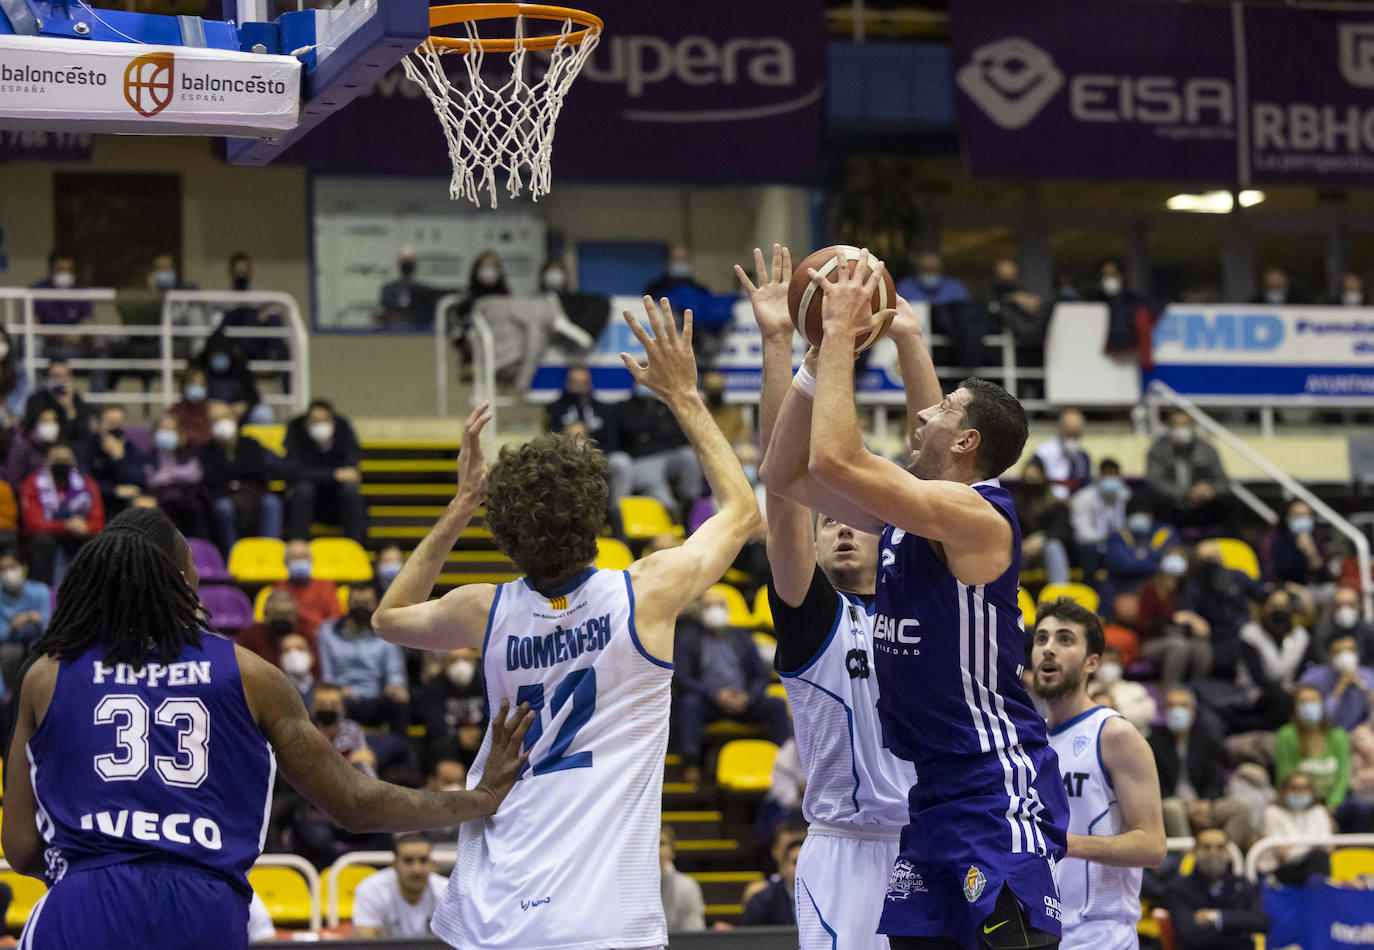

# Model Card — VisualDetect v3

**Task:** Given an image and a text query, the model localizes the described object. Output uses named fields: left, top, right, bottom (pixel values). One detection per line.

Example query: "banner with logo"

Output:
left=1265, top=881, right=1374, bottom=950
left=1147, top=305, right=1374, bottom=401
left=0, top=34, right=299, bottom=137
left=950, top=0, right=1374, bottom=186
left=281, top=0, right=826, bottom=183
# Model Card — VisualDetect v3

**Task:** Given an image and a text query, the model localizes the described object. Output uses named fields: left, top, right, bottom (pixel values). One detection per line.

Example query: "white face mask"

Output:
left=212, top=418, right=238, bottom=442
left=446, top=659, right=476, bottom=688
left=1334, top=605, right=1361, bottom=629
left=701, top=604, right=730, bottom=630
left=1265, top=289, right=1285, bottom=305
left=1334, top=650, right=1360, bottom=674
left=668, top=260, right=693, bottom=280
left=1095, top=662, right=1122, bottom=685
left=1, top=567, right=23, bottom=590
left=1345, top=290, right=1365, bottom=307
left=280, top=650, right=312, bottom=677
left=51, top=271, right=75, bottom=290
left=1170, top=426, right=1194, bottom=446
left=154, top=429, right=179, bottom=451
left=542, top=270, right=566, bottom=292
left=36, top=421, right=59, bottom=444
left=1062, top=437, right=1082, bottom=454
left=1101, top=275, right=1123, bottom=296
left=476, top=265, right=502, bottom=286
left=309, top=421, right=334, bottom=445
left=154, top=268, right=177, bottom=289
left=0, top=341, right=11, bottom=360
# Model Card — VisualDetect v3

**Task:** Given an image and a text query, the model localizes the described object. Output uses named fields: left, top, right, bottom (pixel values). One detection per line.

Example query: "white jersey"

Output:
left=1047, top=706, right=1141, bottom=949
left=779, top=589, right=916, bottom=831
left=432, top=568, right=673, bottom=950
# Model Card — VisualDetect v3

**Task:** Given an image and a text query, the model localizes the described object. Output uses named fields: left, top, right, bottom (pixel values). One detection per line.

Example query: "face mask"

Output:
left=399, top=260, right=417, bottom=278
left=1289, top=516, right=1314, bottom=535
left=378, top=561, right=402, bottom=583
left=1335, top=605, right=1361, bottom=629
left=705, top=390, right=725, bottom=408
left=36, top=421, right=60, bottom=444
left=1062, top=438, right=1082, bottom=454
left=1128, top=513, right=1152, bottom=535
left=184, top=384, right=207, bottom=402
left=309, top=422, right=334, bottom=445
left=1286, top=793, right=1313, bottom=811
left=1344, top=290, right=1364, bottom=307
left=1264, top=610, right=1292, bottom=635
left=154, top=268, right=177, bottom=289
left=668, top=260, right=693, bottom=280
left=208, top=353, right=231, bottom=374
left=447, top=659, right=476, bottom=688
left=0, top=342, right=10, bottom=361
left=742, top=464, right=759, bottom=486
left=1161, top=553, right=1189, bottom=578
left=918, top=273, right=941, bottom=290
left=440, top=783, right=465, bottom=793
left=1101, top=275, right=1123, bottom=296
left=51, top=271, right=75, bottom=290
left=106, top=427, right=125, bottom=440
left=154, top=429, right=178, bottom=451
left=1, top=567, right=23, bottom=591
left=1296, top=700, right=1324, bottom=725
left=280, top=650, right=312, bottom=677
left=1265, top=289, right=1285, bottom=305
left=287, top=560, right=312, bottom=582
left=313, top=709, right=340, bottom=727
left=1334, top=650, right=1360, bottom=674
left=212, top=418, right=237, bottom=442
left=48, top=378, right=69, bottom=395
left=347, top=605, right=372, bottom=626
left=50, top=462, right=72, bottom=482
left=232, top=276, right=250, bottom=292
left=1098, top=476, right=1124, bottom=497
left=1196, top=854, right=1229, bottom=881
left=1096, top=662, right=1122, bottom=685
left=542, top=270, right=566, bottom=292
left=267, top=618, right=294, bottom=638
left=476, top=265, right=502, bottom=286
left=1166, top=706, right=1192, bottom=733
left=1170, top=426, right=1194, bottom=446
left=701, top=605, right=730, bottom=630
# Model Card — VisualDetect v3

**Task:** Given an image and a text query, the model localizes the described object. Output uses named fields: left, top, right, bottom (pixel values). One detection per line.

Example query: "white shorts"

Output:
left=1062, top=917, right=1138, bottom=950
left=795, top=826, right=900, bottom=950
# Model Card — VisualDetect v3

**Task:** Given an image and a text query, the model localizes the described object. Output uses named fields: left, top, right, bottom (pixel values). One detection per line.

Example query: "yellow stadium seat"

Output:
left=1018, top=588, right=1036, bottom=627
left=1214, top=538, right=1261, bottom=581
left=1, top=871, right=45, bottom=930
left=1038, top=582, right=1100, bottom=615
left=619, top=496, right=683, bottom=541
left=248, top=866, right=315, bottom=927
left=716, top=739, right=778, bottom=793
left=337, top=585, right=350, bottom=613
left=766, top=682, right=788, bottom=703
left=241, top=423, right=286, bottom=456
left=1331, top=847, right=1374, bottom=881
left=595, top=537, right=633, bottom=571
left=752, top=587, right=773, bottom=631
left=310, top=538, right=374, bottom=583
left=709, top=584, right=754, bottom=628
left=228, top=537, right=288, bottom=583
left=323, top=864, right=378, bottom=922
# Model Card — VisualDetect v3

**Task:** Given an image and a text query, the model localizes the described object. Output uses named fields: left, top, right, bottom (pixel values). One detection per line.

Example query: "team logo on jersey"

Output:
left=962, top=865, right=987, bottom=903
left=549, top=595, right=568, bottom=610
left=846, top=648, right=870, bottom=679
left=886, top=858, right=928, bottom=900
left=1073, top=734, right=1091, bottom=757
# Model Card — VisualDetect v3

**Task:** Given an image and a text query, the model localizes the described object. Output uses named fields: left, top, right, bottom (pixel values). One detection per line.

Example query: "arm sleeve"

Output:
left=317, top=626, right=338, bottom=683
left=1218, top=882, right=1271, bottom=935
left=1274, top=726, right=1298, bottom=785
left=769, top=565, right=843, bottom=674
left=682, top=877, right=706, bottom=932
left=1166, top=883, right=1210, bottom=948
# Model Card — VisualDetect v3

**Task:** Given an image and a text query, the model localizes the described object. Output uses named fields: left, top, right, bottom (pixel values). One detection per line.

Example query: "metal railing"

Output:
left=1245, top=832, right=1374, bottom=882
left=254, top=852, right=324, bottom=932
left=325, top=848, right=458, bottom=927
left=0, top=287, right=310, bottom=415
left=1146, top=380, right=1374, bottom=620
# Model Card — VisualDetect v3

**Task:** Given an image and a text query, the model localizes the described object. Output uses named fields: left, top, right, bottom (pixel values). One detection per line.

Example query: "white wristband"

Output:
left=793, top=365, right=816, bottom=398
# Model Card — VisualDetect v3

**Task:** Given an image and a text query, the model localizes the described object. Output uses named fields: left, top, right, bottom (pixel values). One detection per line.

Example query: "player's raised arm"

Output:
left=889, top=294, right=944, bottom=446
left=373, top=403, right=496, bottom=651
left=239, top=647, right=532, bottom=832
left=624, top=297, right=761, bottom=653
left=1066, top=716, right=1168, bottom=868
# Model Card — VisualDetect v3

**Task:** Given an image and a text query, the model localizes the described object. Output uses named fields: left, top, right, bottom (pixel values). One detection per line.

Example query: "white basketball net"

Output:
left=403, top=16, right=600, bottom=207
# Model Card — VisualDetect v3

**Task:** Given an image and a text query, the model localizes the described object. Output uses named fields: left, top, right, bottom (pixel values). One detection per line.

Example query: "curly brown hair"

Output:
left=485, top=433, right=608, bottom=588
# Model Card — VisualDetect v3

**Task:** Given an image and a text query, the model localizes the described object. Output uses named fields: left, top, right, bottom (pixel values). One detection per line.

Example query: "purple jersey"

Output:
left=26, top=635, right=275, bottom=897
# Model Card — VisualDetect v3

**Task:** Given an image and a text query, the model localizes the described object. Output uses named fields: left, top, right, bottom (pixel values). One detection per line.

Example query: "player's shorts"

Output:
left=19, top=862, right=250, bottom=950
left=1061, top=918, right=1137, bottom=950
left=796, top=822, right=901, bottom=950
left=879, top=748, right=1068, bottom=950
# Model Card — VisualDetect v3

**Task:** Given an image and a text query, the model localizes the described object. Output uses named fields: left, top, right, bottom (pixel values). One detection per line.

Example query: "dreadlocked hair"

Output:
left=33, top=507, right=205, bottom=668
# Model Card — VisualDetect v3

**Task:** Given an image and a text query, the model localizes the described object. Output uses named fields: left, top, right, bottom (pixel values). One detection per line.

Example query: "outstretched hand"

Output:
left=735, top=244, right=794, bottom=339
left=473, top=700, right=535, bottom=813
left=810, top=248, right=895, bottom=342
left=888, top=293, right=924, bottom=342
left=620, top=296, right=699, bottom=404
left=455, top=401, right=492, bottom=506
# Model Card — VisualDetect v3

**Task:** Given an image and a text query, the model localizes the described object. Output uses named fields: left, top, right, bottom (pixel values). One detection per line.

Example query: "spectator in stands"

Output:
left=1276, top=685, right=1351, bottom=814
left=272, top=539, right=341, bottom=636
left=701, top=370, right=747, bottom=445
left=6, top=408, right=61, bottom=491
left=547, top=366, right=630, bottom=538
left=170, top=367, right=213, bottom=451
left=200, top=400, right=284, bottom=555
left=194, top=332, right=262, bottom=423
left=374, top=544, right=405, bottom=593
left=660, top=826, right=706, bottom=933
left=221, top=252, right=289, bottom=363
left=237, top=589, right=319, bottom=673
left=455, top=251, right=510, bottom=336
left=1258, top=770, right=1335, bottom=884
left=1092, top=646, right=1157, bottom=732
left=0, top=327, right=31, bottom=448
left=672, top=589, right=791, bottom=783
left=896, top=251, right=975, bottom=365
left=318, top=583, right=409, bottom=735
left=1070, top=458, right=1128, bottom=591
left=416, top=757, right=468, bottom=845
left=1151, top=687, right=1254, bottom=846
left=352, top=833, right=448, bottom=939
left=284, top=399, right=366, bottom=544
left=30, top=251, right=95, bottom=366
left=1342, top=721, right=1374, bottom=832
left=380, top=246, right=435, bottom=329
left=741, top=837, right=800, bottom=926
left=76, top=404, right=146, bottom=518
left=1255, top=266, right=1296, bottom=305
left=1146, top=409, right=1232, bottom=532
left=144, top=413, right=208, bottom=540
left=24, top=360, right=94, bottom=445
left=1034, top=409, right=1090, bottom=500
left=415, top=648, right=486, bottom=771
left=645, top=244, right=707, bottom=301
left=1167, top=828, right=1270, bottom=950
left=539, top=259, right=569, bottom=294
left=617, top=387, right=702, bottom=523
left=1182, top=539, right=1261, bottom=676
left=1336, top=271, right=1366, bottom=307
left=1009, top=457, right=1071, bottom=586
left=1137, top=554, right=1212, bottom=687
left=1238, top=587, right=1310, bottom=693
left=1262, top=500, right=1328, bottom=586
left=1312, top=586, right=1374, bottom=664
left=0, top=548, right=49, bottom=688
left=1089, top=257, right=1150, bottom=357
left=21, top=441, right=102, bottom=586
left=0, top=479, right=16, bottom=553
left=1107, top=497, right=1177, bottom=596
left=277, top=632, right=317, bottom=703
left=1300, top=635, right=1374, bottom=731
left=983, top=257, right=1045, bottom=352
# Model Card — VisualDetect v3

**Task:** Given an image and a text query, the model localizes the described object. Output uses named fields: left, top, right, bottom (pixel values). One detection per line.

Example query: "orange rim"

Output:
left=427, top=3, right=603, bottom=53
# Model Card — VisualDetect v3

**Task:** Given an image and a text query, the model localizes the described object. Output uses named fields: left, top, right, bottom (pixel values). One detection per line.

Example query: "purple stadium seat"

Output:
left=189, top=538, right=230, bottom=582
left=200, top=585, right=255, bottom=633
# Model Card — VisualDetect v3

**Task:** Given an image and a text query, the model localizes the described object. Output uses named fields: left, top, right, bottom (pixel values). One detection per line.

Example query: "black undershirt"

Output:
left=769, top=565, right=875, bottom=674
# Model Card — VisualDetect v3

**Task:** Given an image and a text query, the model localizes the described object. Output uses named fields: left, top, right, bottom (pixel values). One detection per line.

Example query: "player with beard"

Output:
left=1032, top=598, right=1166, bottom=950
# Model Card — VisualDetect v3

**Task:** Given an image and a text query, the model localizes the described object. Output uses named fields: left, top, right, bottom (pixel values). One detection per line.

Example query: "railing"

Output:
left=325, top=848, right=457, bottom=927
left=255, top=852, right=323, bottom=932
left=0, top=287, right=310, bottom=415
left=1244, top=832, right=1374, bottom=882
left=1146, top=379, right=1374, bottom=620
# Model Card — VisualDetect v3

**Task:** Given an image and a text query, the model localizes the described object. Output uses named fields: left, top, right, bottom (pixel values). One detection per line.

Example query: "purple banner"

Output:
left=280, top=0, right=825, bottom=184
left=951, top=0, right=1374, bottom=186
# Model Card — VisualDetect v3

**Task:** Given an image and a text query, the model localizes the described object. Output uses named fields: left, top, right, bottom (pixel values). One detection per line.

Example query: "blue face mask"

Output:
left=918, top=273, right=941, bottom=290
left=1099, top=476, right=1124, bottom=497
left=1161, top=553, right=1188, bottom=577
left=377, top=562, right=402, bottom=582
left=154, top=429, right=178, bottom=451
left=1128, top=513, right=1152, bottom=535
left=1289, top=516, right=1315, bottom=535
left=209, top=353, right=230, bottom=374
left=1296, top=700, right=1324, bottom=725
left=1166, top=706, right=1192, bottom=733
left=184, top=384, right=207, bottom=402
left=287, top=560, right=312, bottom=582
left=1286, top=793, right=1313, bottom=811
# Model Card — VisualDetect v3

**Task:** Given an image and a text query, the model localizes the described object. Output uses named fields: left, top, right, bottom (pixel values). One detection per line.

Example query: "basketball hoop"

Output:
left=404, top=2, right=603, bottom=207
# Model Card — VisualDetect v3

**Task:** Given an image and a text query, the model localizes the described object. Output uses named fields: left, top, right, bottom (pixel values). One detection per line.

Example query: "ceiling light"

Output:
left=1165, top=190, right=1266, bottom=213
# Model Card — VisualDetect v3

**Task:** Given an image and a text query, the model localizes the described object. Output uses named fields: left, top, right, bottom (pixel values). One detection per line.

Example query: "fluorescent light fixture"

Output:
left=1165, top=190, right=1265, bottom=213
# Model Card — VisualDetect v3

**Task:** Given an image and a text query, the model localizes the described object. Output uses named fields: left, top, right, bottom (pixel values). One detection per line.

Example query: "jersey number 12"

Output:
left=516, top=668, right=596, bottom=777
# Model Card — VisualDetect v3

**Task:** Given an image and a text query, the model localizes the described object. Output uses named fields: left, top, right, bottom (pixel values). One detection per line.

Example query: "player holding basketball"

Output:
left=374, top=297, right=760, bottom=950
left=762, top=252, right=1069, bottom=950
left=2, top=507, right=532, bottom=950
left=739, top=244, right=928, bottom=949
left=1031, top=598, right=1166, bottom=950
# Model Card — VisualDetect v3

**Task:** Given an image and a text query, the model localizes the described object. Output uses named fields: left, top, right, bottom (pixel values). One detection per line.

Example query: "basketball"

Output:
left=787, top=245, right=898, bottom=354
